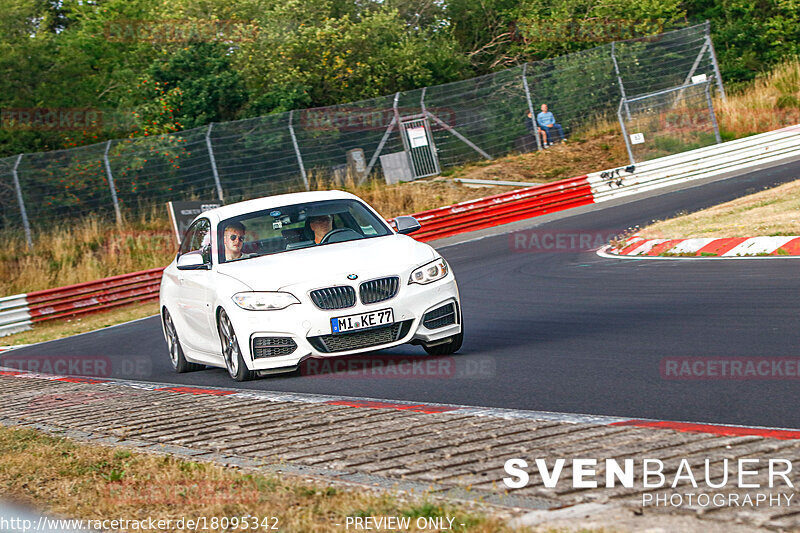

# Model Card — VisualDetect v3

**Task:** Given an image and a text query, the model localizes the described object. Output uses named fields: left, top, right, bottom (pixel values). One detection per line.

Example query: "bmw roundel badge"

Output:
left=347, top=274, right=358, bottom=280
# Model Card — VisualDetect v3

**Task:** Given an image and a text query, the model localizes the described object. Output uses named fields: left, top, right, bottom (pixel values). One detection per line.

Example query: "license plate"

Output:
left=331, top=308, right=394, bottom=334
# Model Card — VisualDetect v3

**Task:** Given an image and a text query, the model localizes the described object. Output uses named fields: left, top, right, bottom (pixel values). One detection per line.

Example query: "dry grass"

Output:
left=0, top=300, right=159, bottom=346
left=0, top=205, right=176, bottom=295
left=309, top=171, right=509, bottom=218
left=716, top=58, right=800, bottom=137
left=444, top=120, right=629, bottom=184
left=0, top=425, right=516, bottom=532
left=638, top=178, right=800, bottom=239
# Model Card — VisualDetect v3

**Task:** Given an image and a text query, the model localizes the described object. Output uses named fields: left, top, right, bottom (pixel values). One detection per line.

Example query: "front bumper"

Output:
left=223, top=276, right=461, bottom=371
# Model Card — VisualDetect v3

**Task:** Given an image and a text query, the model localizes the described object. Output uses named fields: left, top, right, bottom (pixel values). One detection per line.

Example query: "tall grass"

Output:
left=0, top=177, right=478, bottom=295
left=716, top=58, right=800, bottom=137
left=2, top=59, right=798, bottom=295
left=0, top=204, right=175, bottom=295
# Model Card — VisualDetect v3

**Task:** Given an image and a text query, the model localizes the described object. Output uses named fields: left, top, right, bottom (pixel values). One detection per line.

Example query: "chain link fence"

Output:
left=619, top=80, right=722, bottom=164
left=0, top=22, right=725, bottom=242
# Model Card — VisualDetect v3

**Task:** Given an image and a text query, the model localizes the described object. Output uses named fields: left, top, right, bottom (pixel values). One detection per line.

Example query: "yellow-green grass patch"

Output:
left=0, top=425, right=516, bottom=532
left=637, top=178, right=800, bottom=239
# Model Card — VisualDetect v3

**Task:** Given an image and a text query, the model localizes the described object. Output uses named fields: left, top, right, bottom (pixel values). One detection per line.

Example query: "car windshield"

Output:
left=218, top=199, right=392, bottom=263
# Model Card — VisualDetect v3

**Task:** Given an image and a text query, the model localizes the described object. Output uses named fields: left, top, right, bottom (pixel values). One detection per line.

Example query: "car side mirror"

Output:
left=394, top=216, right=421, bottom=235
left=177, top=253, right=210, bottom=270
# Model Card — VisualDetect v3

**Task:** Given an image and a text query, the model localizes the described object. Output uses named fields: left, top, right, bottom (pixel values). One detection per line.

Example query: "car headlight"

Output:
left=231, top=292, right=300, bottom=311
left=409, top=258, right=449, bottom=285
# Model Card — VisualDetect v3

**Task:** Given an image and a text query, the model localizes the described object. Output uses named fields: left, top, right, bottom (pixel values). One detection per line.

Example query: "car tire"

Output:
left=423, top=320, right=464, bottom=356
left=218, top=309, right=256, bottom=382
left=163, top=309, right=203, bottom=373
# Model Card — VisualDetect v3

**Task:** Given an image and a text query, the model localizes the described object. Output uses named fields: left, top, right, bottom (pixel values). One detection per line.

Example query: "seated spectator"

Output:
left=524, top=111, right=548, bottom=148
left=537, top=104, right=565, bottom=145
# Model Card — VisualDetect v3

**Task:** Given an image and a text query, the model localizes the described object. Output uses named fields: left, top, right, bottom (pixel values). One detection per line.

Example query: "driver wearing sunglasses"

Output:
left=223, top=221, right=247, bottom=261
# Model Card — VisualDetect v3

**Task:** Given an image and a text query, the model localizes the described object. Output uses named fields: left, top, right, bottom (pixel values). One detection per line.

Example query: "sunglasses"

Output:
left=228, top=234, right=245, bottom=242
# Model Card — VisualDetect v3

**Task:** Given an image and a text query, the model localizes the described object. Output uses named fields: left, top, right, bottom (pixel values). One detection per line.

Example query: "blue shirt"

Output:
left=537, top=111, right=555, bottom=127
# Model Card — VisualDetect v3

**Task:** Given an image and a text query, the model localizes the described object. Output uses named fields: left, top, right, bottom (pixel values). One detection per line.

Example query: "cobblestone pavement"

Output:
left=1, top=372, right=799, bottom=530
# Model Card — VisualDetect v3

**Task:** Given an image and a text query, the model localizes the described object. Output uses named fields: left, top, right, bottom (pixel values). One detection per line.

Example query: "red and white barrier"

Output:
left=0, top=268, right=164, bottom=336
left=410, top=176, right=593, bottom=242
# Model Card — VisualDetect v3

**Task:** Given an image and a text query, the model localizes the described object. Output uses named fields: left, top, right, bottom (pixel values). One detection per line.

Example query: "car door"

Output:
left=175, top=218, right=216, bottom=354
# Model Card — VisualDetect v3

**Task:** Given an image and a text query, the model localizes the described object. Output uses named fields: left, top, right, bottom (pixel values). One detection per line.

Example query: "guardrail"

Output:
left=410, top=176, right=593, bottom=242
left=0, top=268, right=164, bottom=336
left=2, top=124, right=799, bottom=337
left=589, top=125, right=800, bottom=201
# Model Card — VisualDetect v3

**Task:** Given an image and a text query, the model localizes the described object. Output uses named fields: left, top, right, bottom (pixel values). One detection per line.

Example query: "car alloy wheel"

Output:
left=218, top=309, right=255, bottom=381
left=163, top=309, right=202, bottom=373
left=165, top=313, right=180, bottom=367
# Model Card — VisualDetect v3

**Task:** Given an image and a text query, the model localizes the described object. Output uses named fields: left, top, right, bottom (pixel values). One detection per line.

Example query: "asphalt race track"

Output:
left=6, top=160, right=800, bottom=429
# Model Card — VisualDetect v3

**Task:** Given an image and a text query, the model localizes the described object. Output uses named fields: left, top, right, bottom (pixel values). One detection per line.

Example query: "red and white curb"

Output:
left=599, top=235, right=800, bottom=259
left=2, top=366, right=800, bottom=441
left=0, top=345, right=30, bottom=353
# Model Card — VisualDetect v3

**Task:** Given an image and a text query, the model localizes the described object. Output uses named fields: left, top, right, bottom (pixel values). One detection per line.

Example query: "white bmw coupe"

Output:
left=159, top=190, right=462, bottom=381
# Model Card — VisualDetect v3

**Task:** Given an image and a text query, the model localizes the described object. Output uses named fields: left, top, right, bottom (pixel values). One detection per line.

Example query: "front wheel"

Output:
left=163, top=309, right=203, bottom=373
left=423, top=329, right=464, bottom=356
left=218, top=309, right=256, bottom=382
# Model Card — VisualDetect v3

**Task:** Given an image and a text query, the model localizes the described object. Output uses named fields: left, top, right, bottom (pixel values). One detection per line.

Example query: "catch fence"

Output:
left=0, top=22, right=726, bottom=244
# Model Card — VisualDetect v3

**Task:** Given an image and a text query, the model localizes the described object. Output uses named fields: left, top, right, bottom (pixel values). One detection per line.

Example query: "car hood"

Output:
left=214, top=234, right=437, bottom=292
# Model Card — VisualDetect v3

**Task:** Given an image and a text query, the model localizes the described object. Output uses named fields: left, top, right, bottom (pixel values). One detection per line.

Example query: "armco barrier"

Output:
left=2, top=123, right=799, bottom=336
left=589, top=125, right=800, bottom=201
left=410, top=176, right=593, bottom=242
left=0, top=268, right=164, bottom=336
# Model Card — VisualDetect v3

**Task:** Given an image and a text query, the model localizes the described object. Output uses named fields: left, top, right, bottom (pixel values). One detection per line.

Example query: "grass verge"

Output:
left=636, top=177, right=800, bottom=239
left=0, top=425, right=516, bottom=533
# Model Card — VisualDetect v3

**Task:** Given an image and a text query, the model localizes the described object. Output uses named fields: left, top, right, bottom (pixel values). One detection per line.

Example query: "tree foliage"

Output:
left=0, top=0, right=797, bottom=157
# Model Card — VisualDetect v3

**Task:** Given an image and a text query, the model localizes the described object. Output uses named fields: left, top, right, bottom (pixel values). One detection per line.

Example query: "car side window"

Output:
left=179, top=219, right=212, bottom=263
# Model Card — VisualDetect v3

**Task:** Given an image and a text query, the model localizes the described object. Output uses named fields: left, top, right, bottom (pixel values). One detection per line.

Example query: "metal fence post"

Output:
left=611, top=41, right=631, bottom=120
left=392, top=92, right=416, bottom=177
left=288, top=110, right=309, bottom=191
left=420, top=87, right=441, bottom=175
left=205, top=123, right=225, bottom=203
left=522, top=63, right=544, bottom=151
left=704, top=82, right=722, bottom=144
left=705, top=21, right=727, bottom=102
left=103, top=140, right=122, bottom=224
left=11, top=154, right=33, bottom=248
left=364, top=94, right=399, bottom=180
left=617, top=99, right=636, bottom=166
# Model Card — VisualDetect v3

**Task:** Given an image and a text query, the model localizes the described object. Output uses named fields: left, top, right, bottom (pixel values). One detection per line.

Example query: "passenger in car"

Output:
left=308, top=214, right=334, bottom=244
left=223, top=221, right=247, bottom=261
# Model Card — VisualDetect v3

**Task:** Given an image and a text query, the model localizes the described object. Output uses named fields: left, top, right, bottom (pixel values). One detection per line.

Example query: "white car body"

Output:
left=159, top=190, right=462, bottom=380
